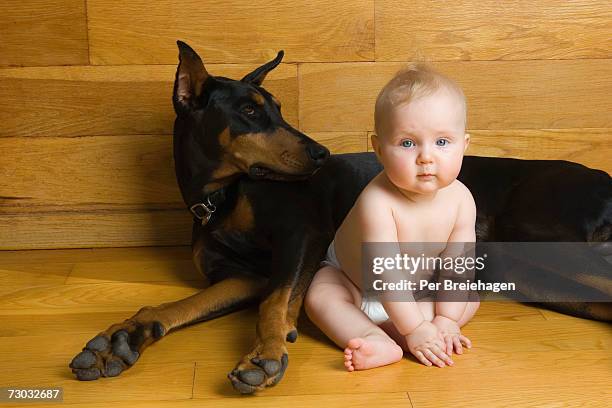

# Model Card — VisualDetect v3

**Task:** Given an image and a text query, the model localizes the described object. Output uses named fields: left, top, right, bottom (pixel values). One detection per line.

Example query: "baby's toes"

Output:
left=344, top=359, right=355, bottom=372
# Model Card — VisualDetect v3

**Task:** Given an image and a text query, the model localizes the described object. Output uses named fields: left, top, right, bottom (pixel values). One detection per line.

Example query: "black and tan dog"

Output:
left=69, top=41, right=612, bottom=393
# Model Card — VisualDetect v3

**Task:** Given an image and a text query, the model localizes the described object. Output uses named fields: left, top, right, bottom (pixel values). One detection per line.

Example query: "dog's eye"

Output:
left=241, top=105, right=256, bottom=116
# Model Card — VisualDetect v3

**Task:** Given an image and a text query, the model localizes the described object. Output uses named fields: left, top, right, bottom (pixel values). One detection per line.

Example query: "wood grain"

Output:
left=0, top=133, right=367, bottom=213
left=376, top=0, right=612, bottom=61
left=0, top=210, right=193, bottom=250
left=308, top=132, right=368, bottom=154
left=87, top=0, right=374, bottom=64
left=0, top=246, right=192, bottom=265
left=467, top=129, right=612, bottom=174
left=0, top=0, right=89, bottom=67
left=0, top=247, right=608, bottom=406
left=299, top=60, right=612, bottom=132
left=0, top=135, right=181, bottom=210
left=0, top=64, right=298, bottom=138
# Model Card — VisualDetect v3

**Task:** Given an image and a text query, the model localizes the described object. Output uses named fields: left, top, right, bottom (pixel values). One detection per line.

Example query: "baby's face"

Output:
left=373, top=89, right=469, bottom=197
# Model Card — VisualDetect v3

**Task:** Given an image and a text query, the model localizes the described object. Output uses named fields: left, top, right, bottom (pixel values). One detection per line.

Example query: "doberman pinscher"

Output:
left=69, top=41, right=612, bottom=393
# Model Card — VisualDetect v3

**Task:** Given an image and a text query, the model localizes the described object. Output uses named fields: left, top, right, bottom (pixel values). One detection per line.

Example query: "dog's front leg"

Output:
left=228, top=231, right=329, bottom=393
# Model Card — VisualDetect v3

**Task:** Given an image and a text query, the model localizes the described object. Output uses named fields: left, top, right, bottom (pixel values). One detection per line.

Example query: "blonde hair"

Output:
left=374, top=63, right=467, bottom=137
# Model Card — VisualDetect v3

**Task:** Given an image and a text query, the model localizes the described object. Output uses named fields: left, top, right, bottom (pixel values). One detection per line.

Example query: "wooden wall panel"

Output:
left=1, top=2, right=610, bottom=249
left=299, top=60, right=612, bottom=132
left=309, top=132, right=368, bottom=154
left=0, top=210, right=192, bottom=250
left=376, top=1, right=612, bottom=61
left=466, top=129, right=612, bottom=174
left=0, top=0, right=89, bottom=67
left=0, top=135, right=181, bottom=211
left=0, top=133, right=364, bottom=213
left=0, top=64, right=298, bottom=138
left=87, top=0, right=374, bottom=64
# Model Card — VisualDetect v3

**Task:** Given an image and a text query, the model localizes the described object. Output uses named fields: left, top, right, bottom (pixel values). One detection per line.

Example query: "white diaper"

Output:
left=321, top=241, right=390, bottom=324
left=360, top=298, right=390, bottom=324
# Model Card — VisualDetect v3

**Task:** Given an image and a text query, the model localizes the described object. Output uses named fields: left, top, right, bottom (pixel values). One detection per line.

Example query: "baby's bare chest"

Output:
left=393, top=203, right=457, bottom=244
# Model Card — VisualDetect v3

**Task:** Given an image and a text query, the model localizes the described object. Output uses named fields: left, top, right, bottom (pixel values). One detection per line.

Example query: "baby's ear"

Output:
left=464, top=133, right=471, bottom=152
left=371, top=134, right=381, bottom=158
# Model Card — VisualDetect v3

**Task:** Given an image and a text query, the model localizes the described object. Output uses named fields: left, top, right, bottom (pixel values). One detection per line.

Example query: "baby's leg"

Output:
left=378, top=299, right=435, bottom=352
left=457, top=299, right=480, bottom=327
left=304, top=266, right=403, bottom=371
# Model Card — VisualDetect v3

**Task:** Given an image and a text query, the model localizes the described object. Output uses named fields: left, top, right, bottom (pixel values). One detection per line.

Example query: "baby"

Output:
left=305, top=64, right=480, bottom=370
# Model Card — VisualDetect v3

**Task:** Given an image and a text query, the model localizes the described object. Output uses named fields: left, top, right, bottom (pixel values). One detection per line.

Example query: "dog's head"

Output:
left=172, top=41, right=329, bottom=183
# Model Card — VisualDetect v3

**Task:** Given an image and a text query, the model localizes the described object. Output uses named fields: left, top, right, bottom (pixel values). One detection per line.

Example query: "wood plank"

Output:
left=409, top=386, right=610, bottom=408
left=309, top=132, right=368, bottom=154
left=0, top=305, right=604, bottom=368
left=194, top=349, right=610, bottom=397
left=0, top=246, right=192, bottom=265
left=0, top=210, right=192, bottom=250
left=0, top=64, right=297, bottom=138
left=0, top=0, right=89, bottom=67
left=0, top=133, right=367, bottom=212
left=66, top=260, right=201, bottom=284
left=467, top=129, right=612, bottom=174
left=0, top=264, right=74, bottom=297
left=87, top=0, right=374, bottom=64
left=0, top=362, right=194, bottom=405
left=0, top=247, right=608, bottom=405
left=0, top=135, right=182, bottom=210
left=376, top=0, right=612, bottom=61
left=0, top=393, right=411, bottom=408
left=0, top=301, right=542, bottom=338
left=299, top=60, right=612, bottom=132
left=0, top=281, right=205, bottom=315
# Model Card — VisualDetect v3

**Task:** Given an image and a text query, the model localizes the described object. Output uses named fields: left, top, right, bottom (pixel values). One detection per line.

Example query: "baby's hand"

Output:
left=432, top=315, right=472, bottom=355
left=406, top=321, right=453, bottom=368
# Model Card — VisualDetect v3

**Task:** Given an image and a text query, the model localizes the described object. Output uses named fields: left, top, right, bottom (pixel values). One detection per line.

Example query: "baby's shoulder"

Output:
left=355, top=173, right=396, bottom=209
left=444, top=180, right=475, bottom=207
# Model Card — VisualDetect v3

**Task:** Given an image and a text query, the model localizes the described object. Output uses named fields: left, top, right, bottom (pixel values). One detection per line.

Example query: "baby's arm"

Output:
left=436, top=185, right=476, bottom=321
left=358, top=190, right=425, bottom=334
left=434, top=185, right=477, bottom=354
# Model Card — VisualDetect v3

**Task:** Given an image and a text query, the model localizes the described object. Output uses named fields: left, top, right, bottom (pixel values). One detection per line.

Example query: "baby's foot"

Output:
left=343, top=335, right=403, bottom=371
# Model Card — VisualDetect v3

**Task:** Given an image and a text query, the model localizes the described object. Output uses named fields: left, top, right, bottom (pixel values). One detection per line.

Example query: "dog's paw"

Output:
left=69, top=316, right=165, bottom=381
left=227, top=352, right=289, bottom=393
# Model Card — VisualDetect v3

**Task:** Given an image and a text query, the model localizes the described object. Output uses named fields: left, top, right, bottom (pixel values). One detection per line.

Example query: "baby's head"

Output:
left=372, top=64, right=470, bottom=197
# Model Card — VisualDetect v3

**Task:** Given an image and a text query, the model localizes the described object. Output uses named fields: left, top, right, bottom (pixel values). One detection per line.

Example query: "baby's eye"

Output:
left=436, top=139, right=449, bottom=147
left=401, top=140, right=414, bottom=148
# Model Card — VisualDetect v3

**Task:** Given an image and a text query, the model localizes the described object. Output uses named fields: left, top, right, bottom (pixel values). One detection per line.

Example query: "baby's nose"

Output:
left=416, top=150, right=434, bottom=164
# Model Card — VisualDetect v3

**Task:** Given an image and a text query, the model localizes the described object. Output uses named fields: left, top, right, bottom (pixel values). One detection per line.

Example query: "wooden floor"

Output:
left=0, top=246, right=610, bottom=407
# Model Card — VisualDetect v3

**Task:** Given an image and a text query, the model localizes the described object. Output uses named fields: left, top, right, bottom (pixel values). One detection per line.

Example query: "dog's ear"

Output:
left=241, top=51, right=284, bottom=86
left=173, top=41, right=210, bottom=113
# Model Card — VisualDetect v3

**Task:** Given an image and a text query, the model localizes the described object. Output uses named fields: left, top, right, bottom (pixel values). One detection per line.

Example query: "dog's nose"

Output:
left=307, top=144, right=330, bottom=166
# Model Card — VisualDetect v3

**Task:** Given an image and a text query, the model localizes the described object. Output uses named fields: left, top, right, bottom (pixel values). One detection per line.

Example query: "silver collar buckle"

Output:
left=189, top=196, right=217, bottom=226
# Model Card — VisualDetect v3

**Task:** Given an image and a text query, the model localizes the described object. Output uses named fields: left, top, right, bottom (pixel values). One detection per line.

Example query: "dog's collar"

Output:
left=189, top=188, right=226, bottom=226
